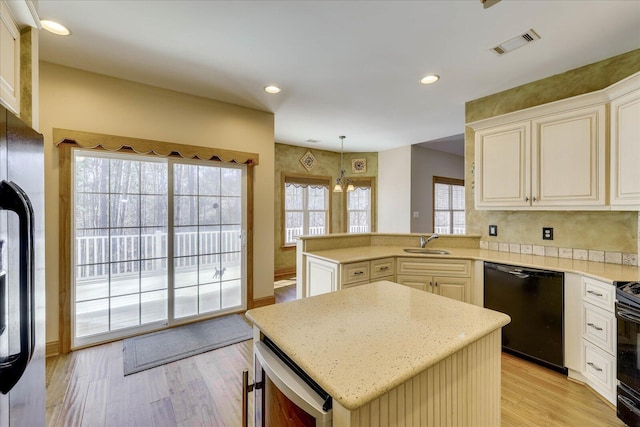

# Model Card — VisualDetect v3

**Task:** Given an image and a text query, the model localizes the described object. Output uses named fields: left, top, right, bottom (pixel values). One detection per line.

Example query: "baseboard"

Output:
left=251, top=295, right=276, bottom=309
left=274, top=267, right=296, bottom=282
left=46, top=341, right=61, bottom=358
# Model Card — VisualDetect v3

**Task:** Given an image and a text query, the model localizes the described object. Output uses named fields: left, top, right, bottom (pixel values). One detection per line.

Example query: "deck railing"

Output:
left=76, top=229, right=242, bottom=280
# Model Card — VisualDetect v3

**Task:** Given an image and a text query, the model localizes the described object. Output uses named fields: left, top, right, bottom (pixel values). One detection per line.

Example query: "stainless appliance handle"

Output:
left=617, top=309, right=640, bottom=324
left=619, top=395, right=640, bottom=417
left=0, top=267, right=5, bottom=336
left=0, top=181, right=35, bottom=395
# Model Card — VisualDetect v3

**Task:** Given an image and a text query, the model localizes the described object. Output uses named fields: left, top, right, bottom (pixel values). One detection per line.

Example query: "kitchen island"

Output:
left=245, top=280, right=511, bottom=426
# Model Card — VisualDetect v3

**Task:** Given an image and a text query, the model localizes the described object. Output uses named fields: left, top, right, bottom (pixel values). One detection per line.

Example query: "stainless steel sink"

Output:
left=403, top=248, right=450, bottom=255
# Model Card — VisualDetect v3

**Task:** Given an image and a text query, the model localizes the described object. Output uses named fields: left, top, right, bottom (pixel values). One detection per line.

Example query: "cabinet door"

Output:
left=475, top=120, right=531, bottom=208
left=0, top=1, right=20, bottom=114
left=532, top=105, right=606, bottom=206
left=610, top=86, right=640, bottom=208
left=305, top=257, right=338, bottom=296
left=395, top=275, right=429, bottom=292
left=433, top=276, right=469, bottom=302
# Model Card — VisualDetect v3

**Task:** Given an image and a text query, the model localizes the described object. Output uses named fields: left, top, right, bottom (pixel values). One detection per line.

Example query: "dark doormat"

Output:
left=123, top=314, right=252, bottom=375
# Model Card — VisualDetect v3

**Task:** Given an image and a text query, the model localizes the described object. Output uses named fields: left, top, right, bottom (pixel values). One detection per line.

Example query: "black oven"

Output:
left=616, top=281, right=640, bottom=427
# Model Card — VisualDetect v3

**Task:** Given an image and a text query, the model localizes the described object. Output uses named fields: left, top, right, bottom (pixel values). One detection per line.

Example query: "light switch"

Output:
left=413, top=211, right=419, bottom=218
left=489, top=225, right=498, bottom=236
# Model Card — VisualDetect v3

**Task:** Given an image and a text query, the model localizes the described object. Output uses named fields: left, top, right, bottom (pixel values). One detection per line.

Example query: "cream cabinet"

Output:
left=610, top=74, right=640, bottom=209
left=475, top=120, right=531, bottom=208
left=305, top=256, right=395, bottom=296
left=342, top=257, right=395, bottom=288
left=580, top=276, right=616, bottom=404
left=474, top=104, right=606, bottom=209
left=306, top=256, right=339, bottom=296
left=531, top=105, right=606, bottom=207
left=0, top=0, right=20, bottom=114
left=396, top=258, right=471, bottom=303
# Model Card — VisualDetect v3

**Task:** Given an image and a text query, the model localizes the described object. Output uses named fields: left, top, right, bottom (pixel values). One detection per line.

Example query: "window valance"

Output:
left=54, top=128, right=259, bottom=165
left=284, top=174, right=331, bottom=189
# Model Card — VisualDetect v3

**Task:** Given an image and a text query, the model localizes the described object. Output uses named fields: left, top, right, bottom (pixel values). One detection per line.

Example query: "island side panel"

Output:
left=332, top=329, right=502, bottom=427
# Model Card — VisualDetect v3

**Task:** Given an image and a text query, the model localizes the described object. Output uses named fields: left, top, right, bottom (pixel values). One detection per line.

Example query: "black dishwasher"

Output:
left=484, top=262, right=566, bottom=373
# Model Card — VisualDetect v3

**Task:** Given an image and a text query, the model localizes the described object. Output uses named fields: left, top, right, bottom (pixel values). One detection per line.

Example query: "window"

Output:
left=346, top=179, right=375, bottom=233
left=72, top=149, right=246, bottom=347
left=433, top=176, right=465, bottom=234
left=283, top=175, right=331, bottom=246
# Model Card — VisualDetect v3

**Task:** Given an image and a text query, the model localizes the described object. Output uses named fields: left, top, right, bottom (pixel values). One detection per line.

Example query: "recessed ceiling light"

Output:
left=420, top=74, right=440, bottom=85
left=264, top=85, right=281, bottom=94
left=41, top=20, right=71, bottom=36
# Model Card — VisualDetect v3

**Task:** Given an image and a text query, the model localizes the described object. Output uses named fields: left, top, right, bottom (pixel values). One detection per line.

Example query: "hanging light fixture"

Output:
left=334, top=135, right=354, bottom=192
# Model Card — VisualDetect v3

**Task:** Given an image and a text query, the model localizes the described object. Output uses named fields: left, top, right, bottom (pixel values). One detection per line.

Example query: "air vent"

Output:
left=490, top=29, right=541, bottom=55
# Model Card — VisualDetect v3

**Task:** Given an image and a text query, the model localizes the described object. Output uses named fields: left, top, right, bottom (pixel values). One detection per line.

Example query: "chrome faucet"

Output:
left=420, top=233, right=438, bottom=248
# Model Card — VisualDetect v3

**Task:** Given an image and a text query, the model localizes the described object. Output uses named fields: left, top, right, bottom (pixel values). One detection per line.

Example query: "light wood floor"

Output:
left=46, top=285, right=624, bottom=426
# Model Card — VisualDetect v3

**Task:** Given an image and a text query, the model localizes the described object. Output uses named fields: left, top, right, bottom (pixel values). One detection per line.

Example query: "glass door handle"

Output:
left=0, top=180, right=35, bottom=394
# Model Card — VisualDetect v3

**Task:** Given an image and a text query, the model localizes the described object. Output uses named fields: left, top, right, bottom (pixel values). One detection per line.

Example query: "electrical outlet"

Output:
left=489, top=225, right=498, bottom=236
left=543, top=227, right=554, bottom=240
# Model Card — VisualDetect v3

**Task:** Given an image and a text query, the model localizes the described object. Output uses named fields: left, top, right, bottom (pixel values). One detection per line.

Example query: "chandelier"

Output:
left=333, top=135, right=354, bottom=193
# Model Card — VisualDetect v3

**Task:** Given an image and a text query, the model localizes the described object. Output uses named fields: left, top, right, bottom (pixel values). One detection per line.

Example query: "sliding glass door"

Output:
left=72, top=150, right=246, bottom=348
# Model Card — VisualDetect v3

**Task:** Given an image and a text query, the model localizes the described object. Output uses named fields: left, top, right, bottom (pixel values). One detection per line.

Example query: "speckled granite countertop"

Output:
left=304, top=246, right=640, bottom=283
left=245, top=281, right=510, bottom=410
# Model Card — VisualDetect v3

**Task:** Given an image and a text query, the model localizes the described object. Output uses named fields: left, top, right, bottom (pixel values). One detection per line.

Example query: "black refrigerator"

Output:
left=0, top=105, right=45, bottom=427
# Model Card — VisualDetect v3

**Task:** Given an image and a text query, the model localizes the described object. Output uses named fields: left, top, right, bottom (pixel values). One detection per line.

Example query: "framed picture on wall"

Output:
left=352, top=158, right=366, bottom=173
left=299, top=151, right=317, bottom=171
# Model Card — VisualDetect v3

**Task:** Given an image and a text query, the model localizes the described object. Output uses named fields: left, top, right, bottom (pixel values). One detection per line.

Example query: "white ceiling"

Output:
left=36, top=1, right=640, bottom=153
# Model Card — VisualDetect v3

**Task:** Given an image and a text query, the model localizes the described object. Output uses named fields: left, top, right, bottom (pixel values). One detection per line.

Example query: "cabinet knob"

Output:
left=525, top=196, right=529, bottom=202
left=533, top=196, right=537, bottom=202
left=354, top=271, right=364, bottom=275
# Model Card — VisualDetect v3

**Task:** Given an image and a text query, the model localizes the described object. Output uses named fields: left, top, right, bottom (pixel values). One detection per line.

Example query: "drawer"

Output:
left=582, top=277, right=614, bottom=312
left=397, top=258, right=470, bottom=277
left=342, top=261, right=370, bottom=285
left=582, top=340, right=616, bottom=402
left=371, top=257, right=395, bottom=280
left=582, top=302, right=615, bottom=354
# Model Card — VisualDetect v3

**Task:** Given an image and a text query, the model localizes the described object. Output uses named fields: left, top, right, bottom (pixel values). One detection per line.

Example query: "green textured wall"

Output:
left=274, top=143, right=378, bottom=274
left=465, top=49, right=640, bottom=253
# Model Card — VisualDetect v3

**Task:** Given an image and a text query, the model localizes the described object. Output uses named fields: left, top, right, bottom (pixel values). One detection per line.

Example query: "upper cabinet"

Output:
left=609, top=74, right=640, bottom=209
left=475, top=120, right=531, bottom=208
left=0, top=0, right=21, bottom=114
left=531, top=105, right=606, bottom=207
left=469, top=72, right=640, bottom=211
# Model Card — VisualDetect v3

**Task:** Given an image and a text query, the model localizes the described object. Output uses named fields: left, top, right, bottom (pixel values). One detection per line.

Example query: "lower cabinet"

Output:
left=305, top=256, right=395, bottom=296
left=395, top=258, right=471, bottom=303
left=342, top=258, right=395, bottom=288
left=566, top=274, right=616, bottom=405
left=580, top=277, right=616, bottom=404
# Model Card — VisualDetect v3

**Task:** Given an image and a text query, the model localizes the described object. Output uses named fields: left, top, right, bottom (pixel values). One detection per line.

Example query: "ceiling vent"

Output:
left=490, top=29, right=541, bottom=55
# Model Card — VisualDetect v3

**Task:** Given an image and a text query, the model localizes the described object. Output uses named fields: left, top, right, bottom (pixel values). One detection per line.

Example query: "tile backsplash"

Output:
left=480, top=238, right=639, bottom=266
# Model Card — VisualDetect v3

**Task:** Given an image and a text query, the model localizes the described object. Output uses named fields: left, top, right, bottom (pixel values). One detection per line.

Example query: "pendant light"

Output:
left=333, top=135, right=354, bottom=192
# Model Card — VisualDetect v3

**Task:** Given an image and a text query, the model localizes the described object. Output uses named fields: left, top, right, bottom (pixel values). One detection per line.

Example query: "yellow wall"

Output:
left=465, top=49, right=640, bottom=254
left=274, top=143, right=378, bottom=275
left=40, top=62, right=275, bottom=345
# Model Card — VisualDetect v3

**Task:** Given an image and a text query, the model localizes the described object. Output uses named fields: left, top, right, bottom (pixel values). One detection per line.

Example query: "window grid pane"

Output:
left=74, top=151, right=246, bottom=345
left=284, top=181, right=329, bottom=245
left=348, top=187, right=371, bottom=233
left=433, top=180, right=465, bottom=234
